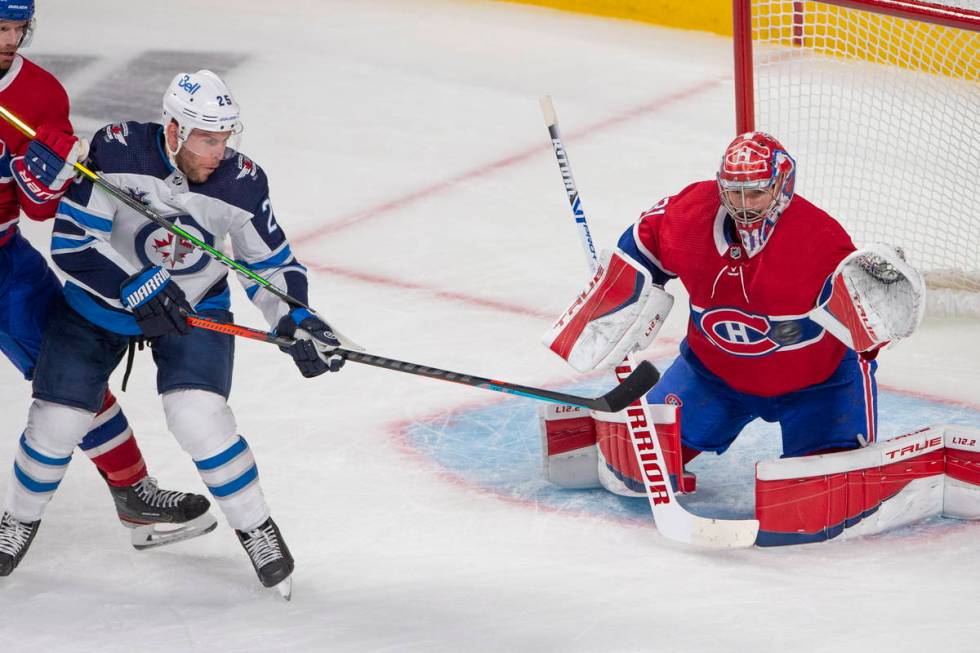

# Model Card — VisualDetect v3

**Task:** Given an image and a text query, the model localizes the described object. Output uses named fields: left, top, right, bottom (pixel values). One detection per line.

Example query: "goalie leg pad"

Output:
left=594, top=404, right=694, bottom=496
left=539, top=404, right=600, bottom=489
left=755, top=425, right=980, bottom=546
left=944, top=427, right=980, bottom=520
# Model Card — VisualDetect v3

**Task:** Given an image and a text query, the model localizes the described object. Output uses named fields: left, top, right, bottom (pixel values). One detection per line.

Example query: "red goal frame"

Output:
left=732, top=0, right=980, bottom=134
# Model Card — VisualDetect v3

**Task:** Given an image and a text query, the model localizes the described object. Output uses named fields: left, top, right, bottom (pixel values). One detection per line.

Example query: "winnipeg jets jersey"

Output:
left=0, top=54, right=74, bottom=245
left=618, top=180, right=856, bottom=397
left=52, top=122, right=308, bottom=335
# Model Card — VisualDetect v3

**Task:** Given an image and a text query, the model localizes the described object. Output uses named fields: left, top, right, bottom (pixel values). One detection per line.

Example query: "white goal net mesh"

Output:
left=746, top=1, right=980, bottom=312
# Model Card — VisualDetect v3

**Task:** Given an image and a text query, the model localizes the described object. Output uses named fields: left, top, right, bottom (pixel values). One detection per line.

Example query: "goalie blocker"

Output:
left=543, top=249, right=673, bottom=372
left=542, top=408, right=980, bottom=546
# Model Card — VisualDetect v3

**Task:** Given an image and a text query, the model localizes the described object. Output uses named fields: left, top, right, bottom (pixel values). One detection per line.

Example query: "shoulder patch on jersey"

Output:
left=235, top=153, right=258, bottom=181
left=103, top=123, right=130, bottom=147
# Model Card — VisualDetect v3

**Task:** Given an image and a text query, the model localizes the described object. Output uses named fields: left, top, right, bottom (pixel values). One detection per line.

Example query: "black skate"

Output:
left=0, top=512, right=40, bottom=577
left=236, top=517, right=294, bottom=600
left=110, top=477, right=217, bottom=550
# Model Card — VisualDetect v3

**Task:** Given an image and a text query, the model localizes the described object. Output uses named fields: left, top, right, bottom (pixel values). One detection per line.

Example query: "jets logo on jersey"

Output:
left=104, top=123, right=130, bottom=146
left=236, top=154, right=257, bottom=181
left=134, top=214, right=213, bottom=275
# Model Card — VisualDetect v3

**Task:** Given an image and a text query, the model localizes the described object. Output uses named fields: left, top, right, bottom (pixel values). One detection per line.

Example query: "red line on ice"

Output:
left=305, top=262, right=556, bottom=320
left=293, top=77, right=725, bottom=245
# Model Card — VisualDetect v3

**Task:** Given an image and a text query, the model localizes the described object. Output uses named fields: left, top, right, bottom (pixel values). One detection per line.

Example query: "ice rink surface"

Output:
left=1, top=1, right=979, bottom=651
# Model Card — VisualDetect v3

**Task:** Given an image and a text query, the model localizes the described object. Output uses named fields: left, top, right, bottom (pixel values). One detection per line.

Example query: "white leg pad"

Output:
left=5, top=400, right=93, bottom=521
left=162, top=390, right=269, bottom=531
left=755, top=425, right=980, bottom=546
left=943, top=426, right=980, bottom=520
left=539, top=404, right=600, bottom=489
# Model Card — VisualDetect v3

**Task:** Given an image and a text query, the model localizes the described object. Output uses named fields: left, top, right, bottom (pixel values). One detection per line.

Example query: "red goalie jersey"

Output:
left=0, top=54, right=73, bottom=245
left=620, top=180, right=856, bottom=397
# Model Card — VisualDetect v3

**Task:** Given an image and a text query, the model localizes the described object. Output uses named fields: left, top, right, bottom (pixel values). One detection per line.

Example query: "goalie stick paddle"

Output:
left=540, top=95, right=760, bottom=548
left=185, top=315, right=660, bottom=413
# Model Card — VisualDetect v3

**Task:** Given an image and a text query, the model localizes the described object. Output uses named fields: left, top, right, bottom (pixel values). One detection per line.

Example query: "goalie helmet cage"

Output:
left=732, top=0, right=980, bottom=316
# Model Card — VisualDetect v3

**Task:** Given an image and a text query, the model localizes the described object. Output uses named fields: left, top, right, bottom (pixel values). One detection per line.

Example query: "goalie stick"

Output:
left=540, top=95, right=759, bottom=548
left=185, top=315, right=659, bottom=413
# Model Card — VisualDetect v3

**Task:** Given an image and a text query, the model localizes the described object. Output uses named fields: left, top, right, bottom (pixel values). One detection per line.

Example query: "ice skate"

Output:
left=109, top=476, right=218, bottom=550
left=236, top=517, right=294, bottom=600
left=0, top=512, right=41, bottom=577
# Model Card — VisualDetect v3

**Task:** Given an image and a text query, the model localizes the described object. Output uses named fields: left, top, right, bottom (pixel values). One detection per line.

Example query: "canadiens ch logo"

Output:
left=697, top=307, right=781, bottom=356
left=134, top=214, right=213, bottom=275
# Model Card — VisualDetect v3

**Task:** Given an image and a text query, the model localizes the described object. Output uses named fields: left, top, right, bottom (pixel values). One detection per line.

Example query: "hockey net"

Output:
left=733, top=0, right=980, bottom=316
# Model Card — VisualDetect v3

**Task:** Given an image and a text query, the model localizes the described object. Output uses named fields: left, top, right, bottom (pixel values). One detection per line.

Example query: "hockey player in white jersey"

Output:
left=0, top=70, right=346, bottom=596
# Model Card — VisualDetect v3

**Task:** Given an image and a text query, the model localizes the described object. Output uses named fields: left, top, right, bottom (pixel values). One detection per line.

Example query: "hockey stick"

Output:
left=540, top=96, right=759, bottom=547
left=185, top=315, right=660, bottom=413
left=0, top=105, right=312, bottom=316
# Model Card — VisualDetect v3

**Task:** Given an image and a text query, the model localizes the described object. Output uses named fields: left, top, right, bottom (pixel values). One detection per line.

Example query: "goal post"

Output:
left=732, top=0, right=980, bottom=315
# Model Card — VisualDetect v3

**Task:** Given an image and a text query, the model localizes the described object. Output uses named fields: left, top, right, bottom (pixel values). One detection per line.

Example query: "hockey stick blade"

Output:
left=589, top=359, right=660, bottom=412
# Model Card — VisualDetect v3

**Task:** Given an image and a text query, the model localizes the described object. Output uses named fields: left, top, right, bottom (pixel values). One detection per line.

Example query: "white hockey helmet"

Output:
left=162, top=70, right=243, bottom=159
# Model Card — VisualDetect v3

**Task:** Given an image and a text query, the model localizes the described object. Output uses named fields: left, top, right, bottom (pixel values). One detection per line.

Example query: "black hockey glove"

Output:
left=276, top=308, right=346, bottom=377
left=120, top=266, right=193, bottom=338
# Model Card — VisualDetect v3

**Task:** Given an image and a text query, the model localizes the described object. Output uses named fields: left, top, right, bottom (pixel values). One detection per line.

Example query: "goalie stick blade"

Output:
left=654, top=508, right=760, bottom=549
left=593, top=360, right=661, bottom=412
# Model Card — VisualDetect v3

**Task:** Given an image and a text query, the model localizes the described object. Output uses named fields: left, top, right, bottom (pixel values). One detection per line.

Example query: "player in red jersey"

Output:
left=543, top=132, right=925, bottom=487
left=0, top=1, right=214, bottom=575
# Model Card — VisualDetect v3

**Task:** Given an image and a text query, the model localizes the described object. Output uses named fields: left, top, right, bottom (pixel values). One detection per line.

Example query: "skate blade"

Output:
left=130, top=513, right=219, bottom=550
left=274, top=576, right=292, bottom=601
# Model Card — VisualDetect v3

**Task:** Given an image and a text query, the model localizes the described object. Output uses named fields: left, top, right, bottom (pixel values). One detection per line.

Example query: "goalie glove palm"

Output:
left=276, top=308, right=346, bottom=377
left=543, top=249, right=674, bottom=372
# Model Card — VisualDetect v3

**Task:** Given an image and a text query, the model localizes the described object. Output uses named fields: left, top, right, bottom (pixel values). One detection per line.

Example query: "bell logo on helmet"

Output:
left=177, top=74, right=202, bottom=96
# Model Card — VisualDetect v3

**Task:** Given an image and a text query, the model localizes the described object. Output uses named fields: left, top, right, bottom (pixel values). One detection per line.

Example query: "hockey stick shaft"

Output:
left=0, top=104, right=309, bottom=312
left=540, top=97, right=599, bottom=275
left=185, top=315, right=660, bottom=413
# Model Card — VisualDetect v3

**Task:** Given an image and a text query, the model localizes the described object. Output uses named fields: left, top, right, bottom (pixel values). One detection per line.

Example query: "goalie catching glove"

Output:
left=543, top=249, right=673, bottom=372
left=276, top=308, right=346, bottom=377
left=810, top=243, right=926, bottom=352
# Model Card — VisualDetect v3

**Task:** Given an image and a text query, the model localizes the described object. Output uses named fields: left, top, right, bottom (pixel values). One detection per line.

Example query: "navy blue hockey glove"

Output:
left=276, top=308, right=346, bottom=377
left=120, top=266, right=193, bottom=338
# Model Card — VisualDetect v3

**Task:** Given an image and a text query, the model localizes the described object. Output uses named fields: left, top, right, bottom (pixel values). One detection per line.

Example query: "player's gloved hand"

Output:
left=120, top=266, right=193, bottom=338
left=12, top=124, right=90, bottom=204
left=275, top=308, right=346, bottom=377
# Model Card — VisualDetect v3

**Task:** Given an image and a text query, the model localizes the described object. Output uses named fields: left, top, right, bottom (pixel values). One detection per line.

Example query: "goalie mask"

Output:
left=717, top=132, right=796, bottom=258
left=0, top=0, right=35, bottom=48
left=162, top=70, right=244, bottom=164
